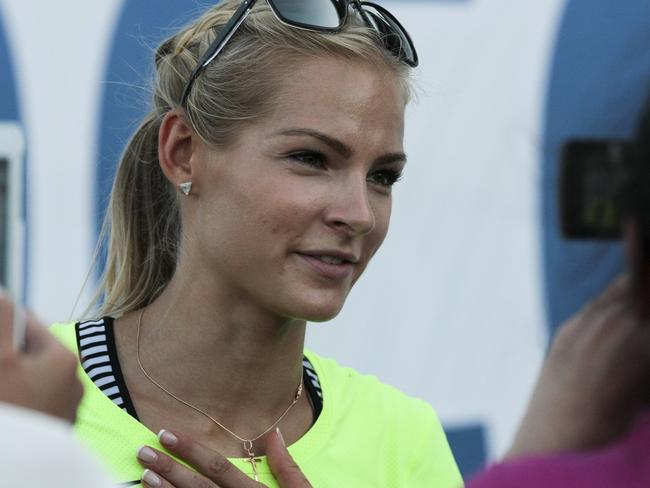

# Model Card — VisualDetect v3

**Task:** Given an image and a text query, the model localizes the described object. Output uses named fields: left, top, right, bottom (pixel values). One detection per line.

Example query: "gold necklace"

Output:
left=135, top=308, right=303, bottom=481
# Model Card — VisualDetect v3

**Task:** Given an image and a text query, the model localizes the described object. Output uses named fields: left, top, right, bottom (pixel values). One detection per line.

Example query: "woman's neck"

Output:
left=113, top=268, right=309, bottom=447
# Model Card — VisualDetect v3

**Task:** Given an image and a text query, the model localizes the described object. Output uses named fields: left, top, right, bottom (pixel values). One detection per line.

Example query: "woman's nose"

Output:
left=325, top=174, right=375, bottom=236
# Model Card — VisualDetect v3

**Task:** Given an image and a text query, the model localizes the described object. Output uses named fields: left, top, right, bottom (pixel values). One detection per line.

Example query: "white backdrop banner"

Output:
left=2, top=0, right=650, bottom=479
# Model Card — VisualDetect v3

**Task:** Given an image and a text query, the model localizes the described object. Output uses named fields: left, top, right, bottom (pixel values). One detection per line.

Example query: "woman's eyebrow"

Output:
left=272, top=128, right=353, bottom=157
left=271, top=128, right=407, bottom=165
left=375, top=152, right=408, bottom=166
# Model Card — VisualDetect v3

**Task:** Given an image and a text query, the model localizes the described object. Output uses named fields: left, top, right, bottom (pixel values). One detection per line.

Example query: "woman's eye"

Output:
left=369, top=169, right=402, bottom=188
left=289, top=151, right=326, bottom=168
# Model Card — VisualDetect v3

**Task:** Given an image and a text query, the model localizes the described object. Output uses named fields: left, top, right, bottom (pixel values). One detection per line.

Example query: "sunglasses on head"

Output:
left=180, top=0, right=419, bottom=107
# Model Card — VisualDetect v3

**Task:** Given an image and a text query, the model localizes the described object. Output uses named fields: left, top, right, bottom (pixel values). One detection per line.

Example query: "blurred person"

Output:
left=49, top=1, right=462, bottom=487
left=465, top=99, right=650, bottom=487
left=0, top=296, right=113, bottom=487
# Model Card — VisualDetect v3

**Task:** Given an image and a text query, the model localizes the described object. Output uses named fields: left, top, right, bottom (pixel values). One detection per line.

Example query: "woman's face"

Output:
left=188, top=56, right=406, bottom=322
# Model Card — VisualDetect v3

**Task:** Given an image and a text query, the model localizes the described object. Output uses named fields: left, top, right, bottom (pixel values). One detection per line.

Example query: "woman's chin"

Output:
left=287, top=298, right=346, bottom=323
left=268, top=286, right=350, bottom=323
left=305, top=310, right=342, bottom=323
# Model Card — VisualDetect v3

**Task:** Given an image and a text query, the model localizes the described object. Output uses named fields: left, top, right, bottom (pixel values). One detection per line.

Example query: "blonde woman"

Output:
left=51, top=1, right=462, bottom=486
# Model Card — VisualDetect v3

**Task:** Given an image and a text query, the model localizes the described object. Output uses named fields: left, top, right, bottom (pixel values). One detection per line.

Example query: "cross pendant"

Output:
left=243, top=440, right=260, bottom=482
left=245, top=455, right=260, bottom=481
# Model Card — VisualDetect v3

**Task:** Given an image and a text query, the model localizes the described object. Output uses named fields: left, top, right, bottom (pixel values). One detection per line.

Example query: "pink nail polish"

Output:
left=137, top=446, right=158, bottom=463
left=158, top=429, right=179, bottom=447
left=142, top=469, right=162, bottom=487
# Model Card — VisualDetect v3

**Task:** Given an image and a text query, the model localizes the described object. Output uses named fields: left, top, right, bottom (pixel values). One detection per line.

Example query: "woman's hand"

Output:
left=506, top=276, right=650, bottom=458
left=136, top=428, right=312, bottom=488
left=0, top=295, right=82, bottom=423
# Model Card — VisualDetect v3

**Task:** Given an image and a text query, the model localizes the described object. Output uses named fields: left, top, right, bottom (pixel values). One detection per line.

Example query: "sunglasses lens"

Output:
left=361, top=4, right=417, bottom=66
left=272, top=0, right=343, bottom=29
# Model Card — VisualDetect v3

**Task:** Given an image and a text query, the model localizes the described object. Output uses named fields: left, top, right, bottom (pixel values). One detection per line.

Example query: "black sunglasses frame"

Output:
left=180, top=0, right=418, bottom=107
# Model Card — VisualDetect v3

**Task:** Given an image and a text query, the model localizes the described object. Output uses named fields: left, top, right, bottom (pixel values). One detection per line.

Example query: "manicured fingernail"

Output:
left=137, top=446, right=158, bottom=463
left=158, top=429, right=178, bottom=447
left=142, top=469, right=162, bottom=487
left=276, top=427, right=286, bottom=447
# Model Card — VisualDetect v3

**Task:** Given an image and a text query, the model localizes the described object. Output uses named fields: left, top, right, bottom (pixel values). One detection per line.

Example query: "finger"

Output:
left=266, top=429, right=312, bottom=488
left=137, top=445, right=221, bottom=488
left=581, top=275, right=630, bottom=319
left=607, top=274, right=630, bottom=294
left=600, top=275, right=629, bottom=300
left=556, top=278, right=634, bottom=349
left=141, top=468, right=174, bottom=488
left=585, top=298, right=641, bottom=349
left=557, top=301, right=631, bottom=367
left=157, top=429, right=262, bottom=487
left=22, top=314, right=54, bottom=354
left=0, top=294, right=14, bottom=353
left=141, top=468, right=181, bottom=488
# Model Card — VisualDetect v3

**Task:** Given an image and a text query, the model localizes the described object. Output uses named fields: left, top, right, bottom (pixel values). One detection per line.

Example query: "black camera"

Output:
left=560, top=139, right=636, bottom=239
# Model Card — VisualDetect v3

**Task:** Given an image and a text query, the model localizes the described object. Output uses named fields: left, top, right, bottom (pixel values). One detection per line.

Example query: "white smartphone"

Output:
left=0, top=122, right=26, bottom=350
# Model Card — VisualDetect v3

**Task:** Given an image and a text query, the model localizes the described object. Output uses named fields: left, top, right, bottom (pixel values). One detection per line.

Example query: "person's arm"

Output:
left=507, top=276, right=650, bottom=458
left=0, top=295, right=83, bottom=422
left=0, top=295, right=116, bottom=487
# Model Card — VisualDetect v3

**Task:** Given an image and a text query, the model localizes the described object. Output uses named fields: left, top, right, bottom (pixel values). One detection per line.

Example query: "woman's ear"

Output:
left=158, top=109, right=195, bottom=188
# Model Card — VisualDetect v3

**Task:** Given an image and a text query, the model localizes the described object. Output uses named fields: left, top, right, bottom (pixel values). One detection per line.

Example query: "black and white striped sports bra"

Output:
left=75, top=317, right=323, bottom=421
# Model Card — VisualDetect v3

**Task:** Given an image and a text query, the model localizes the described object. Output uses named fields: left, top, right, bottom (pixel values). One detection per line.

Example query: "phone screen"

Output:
left=0, top=157, right=8, bottom=286
left=0, top=123, right=26, bottom=349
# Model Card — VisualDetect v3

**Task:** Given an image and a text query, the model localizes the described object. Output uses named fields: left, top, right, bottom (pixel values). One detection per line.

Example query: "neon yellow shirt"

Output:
left=51, top=322, right=463, bottom=487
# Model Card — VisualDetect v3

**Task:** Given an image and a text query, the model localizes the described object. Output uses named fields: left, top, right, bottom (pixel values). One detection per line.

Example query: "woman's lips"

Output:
left=295, top=253, right=355, bottom=280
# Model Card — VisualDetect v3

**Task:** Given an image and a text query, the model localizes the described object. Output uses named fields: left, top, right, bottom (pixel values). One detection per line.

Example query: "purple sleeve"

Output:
left=467, top=456, right=587, bottom=488
left=467, top=415, right=650, bottom=488
left=466, top=461, right=532, bottom=488
left=466, top=449, right=637, bottom=488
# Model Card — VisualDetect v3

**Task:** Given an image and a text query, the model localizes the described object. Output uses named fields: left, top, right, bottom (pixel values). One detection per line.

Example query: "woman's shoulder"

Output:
left=305, top=350, right=463, bottom=486
left=49, top=320, right=78, bottom=352
left=304, top=349, right=445, bottom=440
left=50, top=317, right=112, bottom=353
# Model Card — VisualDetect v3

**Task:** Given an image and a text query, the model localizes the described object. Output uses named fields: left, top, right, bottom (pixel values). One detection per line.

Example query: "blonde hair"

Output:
left=93, top=0, right=412, bottom=317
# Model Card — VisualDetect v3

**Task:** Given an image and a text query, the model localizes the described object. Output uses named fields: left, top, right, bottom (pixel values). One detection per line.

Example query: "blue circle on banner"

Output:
left=96, top=1, right=197, bottom=241
left=542, top=0, right=650, bottom=335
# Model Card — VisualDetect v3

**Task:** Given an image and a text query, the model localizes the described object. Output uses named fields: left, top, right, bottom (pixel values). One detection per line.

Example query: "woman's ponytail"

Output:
left=95, top=111, right=180, bottom=316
